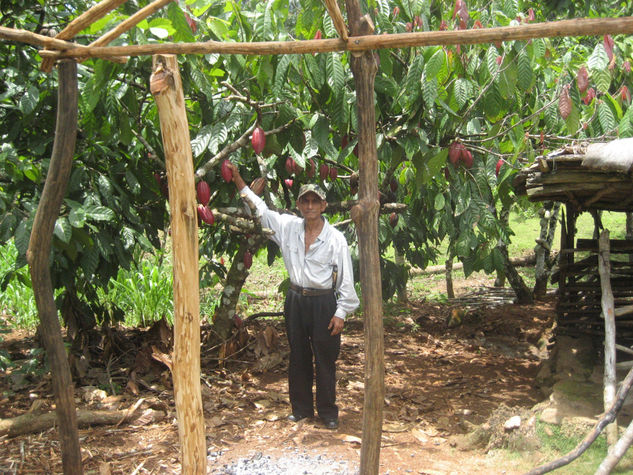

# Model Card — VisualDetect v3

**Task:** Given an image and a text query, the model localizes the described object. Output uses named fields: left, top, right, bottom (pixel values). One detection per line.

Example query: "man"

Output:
left=226, top=162, right=359, bottom=429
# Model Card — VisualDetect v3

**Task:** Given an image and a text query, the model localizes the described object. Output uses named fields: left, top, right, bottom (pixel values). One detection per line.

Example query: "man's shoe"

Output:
left=288, top=414, right=310, bottom=423
left=323, top=418, right=339, bottom=430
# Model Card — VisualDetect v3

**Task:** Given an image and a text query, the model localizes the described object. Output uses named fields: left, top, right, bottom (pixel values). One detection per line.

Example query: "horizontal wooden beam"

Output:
left=31, top=16, right=633, bottom=60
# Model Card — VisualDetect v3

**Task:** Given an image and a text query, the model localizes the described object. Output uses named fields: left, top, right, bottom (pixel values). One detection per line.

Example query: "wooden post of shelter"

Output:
left=26, top=60, right=83, bottom=475
left=150, top=54, right=206, bottom=474
left=345, top=1, right=384, bottom=474
left=598, top=229, right=618, bottom=447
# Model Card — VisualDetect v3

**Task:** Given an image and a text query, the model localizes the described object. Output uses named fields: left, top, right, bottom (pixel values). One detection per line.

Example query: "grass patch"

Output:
left=529, top=420, right=633, bottom=474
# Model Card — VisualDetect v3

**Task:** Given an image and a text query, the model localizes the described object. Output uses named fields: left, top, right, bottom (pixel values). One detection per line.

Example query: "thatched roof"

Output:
left=514, top=138, right=633, bottom=212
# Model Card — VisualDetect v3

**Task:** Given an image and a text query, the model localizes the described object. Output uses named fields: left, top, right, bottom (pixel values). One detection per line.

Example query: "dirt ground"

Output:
left=0, top=277, right=560, bottom=474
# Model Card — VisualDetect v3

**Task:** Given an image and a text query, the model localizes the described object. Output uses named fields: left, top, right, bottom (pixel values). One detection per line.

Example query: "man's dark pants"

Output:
left=284, top=288, right=340, bottom=421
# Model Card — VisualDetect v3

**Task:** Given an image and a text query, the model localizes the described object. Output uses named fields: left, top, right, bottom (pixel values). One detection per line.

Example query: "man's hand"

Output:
left=250, top=177, right=267, bottom=196
left=328, top=316, right=344, bottom=336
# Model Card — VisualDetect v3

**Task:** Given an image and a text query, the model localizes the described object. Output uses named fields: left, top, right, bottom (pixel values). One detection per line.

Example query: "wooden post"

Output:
left=598, top=229, right=618, bottom=447
left=150, top=54, right=206, bottom=474
left=25, top=60, right=83, bottom=475
left=346, top=1, right=384, bottom=474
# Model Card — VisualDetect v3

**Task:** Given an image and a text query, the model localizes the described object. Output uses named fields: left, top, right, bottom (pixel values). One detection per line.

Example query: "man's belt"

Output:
left=289, top=283, right=334, bottom=296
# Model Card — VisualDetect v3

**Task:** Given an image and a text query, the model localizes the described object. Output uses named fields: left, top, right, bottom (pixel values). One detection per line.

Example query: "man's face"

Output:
left=297, top=193, right=327, bottom=219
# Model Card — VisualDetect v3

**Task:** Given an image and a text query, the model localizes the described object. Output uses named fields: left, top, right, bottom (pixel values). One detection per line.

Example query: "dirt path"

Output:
left=0, top=293, right=557, bottom=474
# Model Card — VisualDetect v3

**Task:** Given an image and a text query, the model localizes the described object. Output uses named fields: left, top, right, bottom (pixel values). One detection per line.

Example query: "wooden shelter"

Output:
left=514, top=138, right=633, bottom=344
left=4, top=2, right=633, bottom=473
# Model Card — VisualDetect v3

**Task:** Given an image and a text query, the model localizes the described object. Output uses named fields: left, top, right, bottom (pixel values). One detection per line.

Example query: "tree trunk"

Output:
left=598, top=229, right=618, bottom=448
left=150, top=54, right=206, bottom=474
left=493, top=207, right=510, bottom=288
left=498, top=239, right=534, bottom=304
left=347, top=2, right=384, bottom=474
left=445, top=259, right=455, bottom=299
left=213, top=236, right=265, bottom=341
left=25, top=60, right=82, bottom=475
left=533, top=201, right=560, bottom=300
left=394, top=248, right=408, bottom=303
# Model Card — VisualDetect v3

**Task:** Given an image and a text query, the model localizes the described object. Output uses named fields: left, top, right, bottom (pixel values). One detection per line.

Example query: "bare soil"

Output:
left=0, top=277, right=558, bottom=474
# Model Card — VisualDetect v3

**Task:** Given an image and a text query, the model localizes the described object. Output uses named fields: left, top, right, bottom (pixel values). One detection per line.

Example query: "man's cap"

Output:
left=297, top=183, right=326, bottom=201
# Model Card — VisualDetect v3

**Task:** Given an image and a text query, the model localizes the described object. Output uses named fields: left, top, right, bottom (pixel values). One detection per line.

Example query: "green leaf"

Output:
left=588, top=43, right=609, bottom=71
left=125, top=171, right=141, bottom=196
left=54, top=217, right=73, bottom=244
left=19, top=86, right=39, bottom=115
left=404, top=54, right=425, bottom=98
left=453, top=78, right=473, bottom=110
left=592, top=69, right=611, bottom=93
left=327, top=53, right=345, bottom=99
left=486, top=46, right=500, bottom=77
left=192, top=124, right=214, bottom=158
left=121, top=227, right=135, bottom=250
left=424, top=48, right=446, bottom=80
left=85, top=205, right=115, bottom=222
left=598, top=100, right=616, bottom=133
left=422, top=77, right=438, bottom=106
left=273, top=54, right=293, bottom=96
left=516, top=48, right=533, bottom=92
left=80, top=246, right=99, bottom=278
left=68, top=207, right=86, bottom=228
left=13, top=219, right=29, bottom=258
left=434, top=193, right=445, bottom=211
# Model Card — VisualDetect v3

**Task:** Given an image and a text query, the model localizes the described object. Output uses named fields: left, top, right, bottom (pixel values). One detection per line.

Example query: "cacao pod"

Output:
left=341, top=134, right=349, bottom=150
left=582, top=87, right=596, bottom=105
left=390, top=177, right=398, bottom=193
left=243, top=250, right=253, bottom=269
left=621, top=85, right=631, bottom=103
left=329, top=166, right=338, bottom=180
left=448, top=142, right=461, bottom=165
left=314, top=29, right=322, bottom=40
left=389, top=212, right=399, bottom=228
left=307, top=158, right=316, bottom=178
left=604, top=35, right=615, bottom=62
left=319, top=163, right=330, bottom=181
left=285, top=156, right=295, bottom=175
left=197, top=205, right=214, bottom=225
left=558, top=85, right=572, bottom=120
left=461, top=149, right=473, bottom=169
left=576, top=66, right=589, bottom=93
left=284, top=178, right=293, bottom=188
left=495, top=159, right=504, bottom=177
left=251, top=126, right=266, bottom=155
left=221, top=160, right=233, bottom=183
left=196, top=181, right=211, bottom=206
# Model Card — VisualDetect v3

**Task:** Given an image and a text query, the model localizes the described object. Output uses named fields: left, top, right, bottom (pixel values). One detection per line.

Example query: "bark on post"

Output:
left=598, top=229, right=618, bottom=447
left=346, top=1, right=384, bottom=474
left=534, top=201, right=560, bottom=300
left=25, top=60, right=82, bottom=475
left=150, top=54, right=206, bottom=474
left=445, top=259, right=455, bottom=299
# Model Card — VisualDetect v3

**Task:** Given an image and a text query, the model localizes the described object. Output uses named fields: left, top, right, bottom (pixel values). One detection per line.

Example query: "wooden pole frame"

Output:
left=150, top=54, right=206, bottom=474
left=25, top=60, right=82, bottom=475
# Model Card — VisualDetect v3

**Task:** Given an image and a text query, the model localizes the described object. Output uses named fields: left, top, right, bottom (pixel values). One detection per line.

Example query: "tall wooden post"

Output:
left=346, top=1, right=384, bottom=473
left=598, top=229, right=618, bottom=447
left=26, top=60, right=83, bottom=475
left=150, top=54, right=206, bottom=474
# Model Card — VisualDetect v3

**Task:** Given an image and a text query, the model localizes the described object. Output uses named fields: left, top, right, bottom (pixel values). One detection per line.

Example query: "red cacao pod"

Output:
left=243, top=250, right=253, bottom=269
left=251, top=126, right=266, bottom=155
left=307, top=158, right=316, bottom=178
left=284, top=178, right=293, bottom=188
left=582, top=87, right=596, bottom=105
left=314, top=30, right=322, bottom=40
left=221, top=160, right=233, bottom=183
left=389, top=212, right=399, bottom=228
left=319, top=163, right=330, bottom=181
left=285, top=156, right=295, bottom=175
left=461, top=149, right=473, bottom=169
left=448, top=142, right=461, bottom=165
left=390, top=178, right=398, bottom=193
left=495, top=159, right=504, bottom=177
left=577, top=66, right=589, bottom=93
left=197, top=204, right=214, bottom=225
left=558, top=85, right=572, bottom=120
left=196, top=181, right=211, bottom=206
left=341, top=134, right=349, bottom=150
left=329, top=166, right=338, bottom=180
